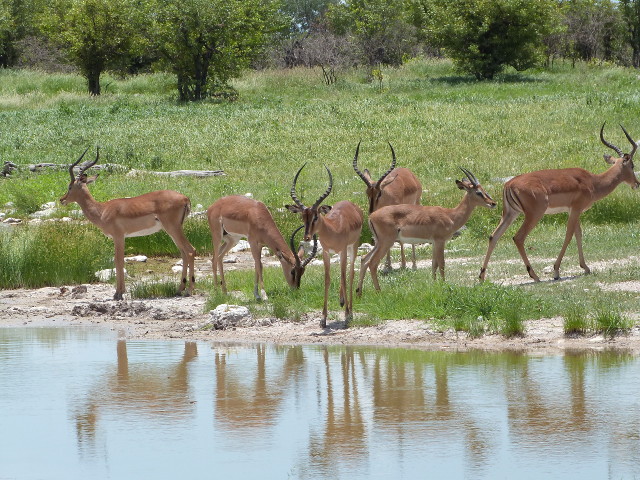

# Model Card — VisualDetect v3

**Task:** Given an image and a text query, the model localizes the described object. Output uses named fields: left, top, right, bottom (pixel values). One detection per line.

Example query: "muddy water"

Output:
left=1, top=328, right=639, bottom=480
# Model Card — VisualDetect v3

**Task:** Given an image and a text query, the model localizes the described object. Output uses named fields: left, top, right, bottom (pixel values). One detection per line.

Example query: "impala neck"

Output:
left=265, top=228, right=296, bottom=266
left=74, top=185, right=106, bottom=225
left=594, top=163, right=627, bottom=200
left=448, top=193, right=480, bottom=230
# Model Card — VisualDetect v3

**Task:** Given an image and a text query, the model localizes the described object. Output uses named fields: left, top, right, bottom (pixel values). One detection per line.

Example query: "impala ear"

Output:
left=285, top=204, right=303, bottom=213
left=80, top=173, right=99, bottom=184
left=318, top=205, right=332, bottom=215
left=456, top=179, right=468, bottom=190
left=603, top=154, right=615, bottom=165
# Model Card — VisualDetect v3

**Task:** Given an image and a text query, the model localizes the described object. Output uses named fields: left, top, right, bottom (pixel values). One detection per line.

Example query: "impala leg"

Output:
left=513, top=212, right=544, bottom=282
left=574, top=219, right=590, bottom=275
left=479, top=210, right=519, bottom=281
left=164, top=225, right=196, bottom=296
left=339, top=250, right=347, bottom=308
left=432, top=240, right=446, bottom=280
left=553, top=210, right=581, bottom=280
left=346, top=244, right=356, bottom=325
left=411, top=244, right=417, bottom=270
left=216, top=236, right=240, bottom=294
left=383, top=250, right=393, bottom=272
left=249, top=241, right=266, bottom=301
left=399, top=243, right=407, bottom=269
left=113, top=236, right=126, bottom=300
left=321, top=251, right=331, bottom=328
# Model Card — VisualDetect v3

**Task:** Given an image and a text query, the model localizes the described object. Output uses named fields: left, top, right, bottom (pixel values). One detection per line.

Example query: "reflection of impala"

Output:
left=59, top=147, right=196, bottom=300
left=75, top=341, right=198, bottom=454
left=357, top=168, right=495, bottom=294
left=286, top=165, right=363, bottom=327
left=207, top=195, right=317, bottom=301
left=479, top=124, right=640, bottom=282
left=353, top=142, right=422, bottom=270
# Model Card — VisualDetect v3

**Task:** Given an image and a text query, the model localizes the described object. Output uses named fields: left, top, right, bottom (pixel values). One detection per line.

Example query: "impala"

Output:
left=479, top=123, right=640, bottom=282
left=357, top=168, right=495, bottom=295
left=207, top=195, right=317, bottom=301
left=353, top=141, right=422, bottom=270
left=59, top=147, right=196, bottom=300
left=286, top=164, right=364, bottom=328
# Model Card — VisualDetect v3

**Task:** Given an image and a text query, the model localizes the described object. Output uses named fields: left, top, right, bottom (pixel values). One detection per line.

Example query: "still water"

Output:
left=1, top=327, right=639, bottom=480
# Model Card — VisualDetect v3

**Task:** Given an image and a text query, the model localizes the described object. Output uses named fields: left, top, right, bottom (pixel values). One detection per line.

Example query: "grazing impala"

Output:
left=207, top=195, right=317, bottom=301
left=357, top=168, right=495, bottom=295
left=479, top=123, right=640, bottom=282
left=353, top=141, right=422, bottom=270
left=59, top=147, right=196, bottom=300
left=286, top=164, right=364, bottom=328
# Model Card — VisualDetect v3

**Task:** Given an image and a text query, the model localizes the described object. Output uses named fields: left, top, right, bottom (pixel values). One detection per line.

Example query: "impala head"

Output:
left=59, top=146, right=99, bottom=205
left=456, top=167, right=496, bottom=208
left=600, top=122, right=640, bottom=189
left=286, top=163, right=333, bottom=241
left=282, top=225, right=318, bottom=288
left=353, top=141, right=398, bottom=214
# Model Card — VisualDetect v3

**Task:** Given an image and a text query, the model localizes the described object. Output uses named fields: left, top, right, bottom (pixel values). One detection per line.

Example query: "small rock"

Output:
left=208, top=304, right=252, bottom=330
left=230, top=240, right=251, bottom=253
left=125, top=255, right=148, bottom=263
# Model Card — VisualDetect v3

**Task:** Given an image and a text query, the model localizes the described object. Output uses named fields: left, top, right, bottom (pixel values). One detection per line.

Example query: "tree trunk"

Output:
left=87, top=69, right=101, bottom=96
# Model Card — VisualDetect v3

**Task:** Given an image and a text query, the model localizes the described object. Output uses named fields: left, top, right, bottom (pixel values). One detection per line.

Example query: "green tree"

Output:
left=418, top=0, right=559, bottom=79
left=42, top=0, right=138, bottom=95
left=326, top=0, right=419, bottom=66
left=150, top=0, right=282, bottom=102
left=0, top=0, right=39, bottom=68
left=0, top=0, right=15, bottom=67
left=619, top=0, right=640, bottom=67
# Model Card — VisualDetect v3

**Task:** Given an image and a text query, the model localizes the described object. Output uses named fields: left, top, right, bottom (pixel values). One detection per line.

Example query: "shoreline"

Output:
left=2, top=284, right=640, bottom=354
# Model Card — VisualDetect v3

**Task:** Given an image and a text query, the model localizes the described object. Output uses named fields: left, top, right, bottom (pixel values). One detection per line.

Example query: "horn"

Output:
left=375, top=142, right=397, bottom=187
left=352, top=140, right=373, bottom=187
left=69, top=146, right=91, bottom=181
left=619, top=124, right=637, bottom=159
left=303, top=235, right=319, bottom=267
left=459, top=167, right=479, bottom=186
left=289, top=225, right=318, bottom=267
left=312, top=165, right=333, bottom=208
left=290, top=163, right=306, bottom=207
left=600, top=122, right=624, bottom=157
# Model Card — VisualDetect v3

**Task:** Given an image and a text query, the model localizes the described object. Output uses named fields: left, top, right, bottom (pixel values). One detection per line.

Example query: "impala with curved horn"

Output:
left=357, top=168, right=496, bottom=295
left=479, top=123, right=640, bottom=282
left=353, top=141, right=422, bottom=270
left=207, top=195, right=317, bottom=301
left=286, top=164, right=364, bottom=328
left=59, top=147, right=196, bottom=300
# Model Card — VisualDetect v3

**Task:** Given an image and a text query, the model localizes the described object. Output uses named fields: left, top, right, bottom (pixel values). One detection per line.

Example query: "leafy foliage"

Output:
left=149, top=0, right=283, bottom=101
left=41, top=0, right=139, bottom=94
left=420, top=0, right=559, bottom=79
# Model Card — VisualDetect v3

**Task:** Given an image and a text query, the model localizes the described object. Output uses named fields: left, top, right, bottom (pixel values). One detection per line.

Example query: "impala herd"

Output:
left=59, top=124, right=639, bottom=328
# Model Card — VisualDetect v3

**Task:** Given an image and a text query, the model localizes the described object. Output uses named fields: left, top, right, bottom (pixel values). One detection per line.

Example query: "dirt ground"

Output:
left=2, top=251, right=640, bottom=353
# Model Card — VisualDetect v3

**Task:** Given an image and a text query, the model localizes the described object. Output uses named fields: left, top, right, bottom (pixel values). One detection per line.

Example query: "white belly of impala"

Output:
left=397, top=234, right=432, bottom=245
left=125, top=223, right=164, bottom=238
left=545, top=206, right=570, bottom=214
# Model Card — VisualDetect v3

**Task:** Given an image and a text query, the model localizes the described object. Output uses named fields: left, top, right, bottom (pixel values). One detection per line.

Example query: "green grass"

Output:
left=2, top=59, right=640, bottom=335
left=0, top=222, right=112, bottom=288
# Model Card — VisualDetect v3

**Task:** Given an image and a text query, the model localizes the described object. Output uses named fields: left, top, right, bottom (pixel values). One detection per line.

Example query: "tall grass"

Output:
left=0, top=222, right=112, bottom=288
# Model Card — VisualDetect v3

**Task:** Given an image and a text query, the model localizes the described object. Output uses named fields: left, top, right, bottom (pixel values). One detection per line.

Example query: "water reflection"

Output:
left=74, top=340, right=199, bottom=458
left=1, top=328, right=639, bottom=480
